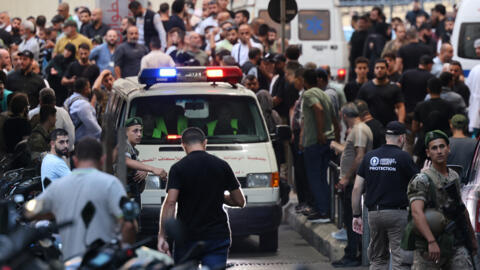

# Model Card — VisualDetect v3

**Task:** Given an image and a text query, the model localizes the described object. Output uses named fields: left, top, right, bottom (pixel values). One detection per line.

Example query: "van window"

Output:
left=128, top=95, right=268, bottom=144
left=298, top=10, right=330, bottom=40
left=258, top=10, right=291, bottom=39
left=458, top=23, right=480, bottom=59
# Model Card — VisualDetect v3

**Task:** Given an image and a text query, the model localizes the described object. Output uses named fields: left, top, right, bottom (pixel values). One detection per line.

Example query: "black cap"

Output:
left=18, top=50, right=34, bottom=59
left=262, top=53, right=276, bottom=63
left=273, top=54, right=286, bottom=62
left=385, top=121, right=406, bottom=135
left=51, top=14, right=65, bottom=24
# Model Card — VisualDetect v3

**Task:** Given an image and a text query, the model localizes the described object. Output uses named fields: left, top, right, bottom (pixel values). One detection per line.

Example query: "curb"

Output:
left=283, top=199, right=346, bottom=262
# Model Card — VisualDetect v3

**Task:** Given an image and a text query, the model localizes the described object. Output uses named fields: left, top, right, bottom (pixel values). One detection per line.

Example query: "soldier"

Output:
left=407, top=130, right=477, bottom=269
left=122, top=117, right=167, bottom=204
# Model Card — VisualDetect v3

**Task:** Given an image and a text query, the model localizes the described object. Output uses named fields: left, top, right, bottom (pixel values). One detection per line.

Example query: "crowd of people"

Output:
left=0, top=0, right=480, bottom=269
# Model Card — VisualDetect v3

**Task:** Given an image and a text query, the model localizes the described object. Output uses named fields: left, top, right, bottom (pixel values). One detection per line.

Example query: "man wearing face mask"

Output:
left=83, top=9, right=110, bottom=40
left=89, top=29, right=118, bottom=73
left=6, top=50, right=46, bottom=108
left=64, top=78, right=102, bottom=142
left=113, top=26, right=148, bottom=78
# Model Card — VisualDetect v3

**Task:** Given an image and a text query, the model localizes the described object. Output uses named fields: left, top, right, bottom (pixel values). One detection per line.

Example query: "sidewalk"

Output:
left=283, top=196, right=347, bottom=263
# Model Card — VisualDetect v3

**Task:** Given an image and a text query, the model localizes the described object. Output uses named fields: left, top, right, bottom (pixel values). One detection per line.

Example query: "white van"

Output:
left=451, top=0, right=480, bottom=77
left=232, top=0, right=349, bottom=81
left=106, top=67, right=289, bottom=251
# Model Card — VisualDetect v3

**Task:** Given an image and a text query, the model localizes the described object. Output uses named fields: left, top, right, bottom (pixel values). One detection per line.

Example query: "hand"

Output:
left=157, top=236, right=171, bottom=256
left=428, top=241, right=441, bottom=262
left=352, top=217, right=363, bottom=234
left=133, top=171, right=148, bottom=182
left=101, top=69, right=111, bottom=77
left=50, top=67, right=58, bottom=75
left=153, top=168, right=167, bottom=179
left=421, top=159, right=432, bottom=172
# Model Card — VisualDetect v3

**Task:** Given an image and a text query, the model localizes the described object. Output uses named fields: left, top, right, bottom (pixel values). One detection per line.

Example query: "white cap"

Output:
left=474, top=39, right=480, bottom=49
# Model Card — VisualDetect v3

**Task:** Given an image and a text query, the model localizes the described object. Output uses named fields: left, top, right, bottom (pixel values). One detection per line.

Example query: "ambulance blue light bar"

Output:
left=138, top=66, right=243, bottom=89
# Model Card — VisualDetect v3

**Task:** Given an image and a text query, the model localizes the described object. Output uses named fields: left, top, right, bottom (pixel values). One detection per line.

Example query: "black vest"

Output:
left=143, top=9, right=158, bottom=48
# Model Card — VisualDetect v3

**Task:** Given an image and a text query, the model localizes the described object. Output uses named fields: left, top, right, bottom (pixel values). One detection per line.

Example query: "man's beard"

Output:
left=376, top=74, right=387, bottom=81
left=55, top=147, right=68, bottom=157
left=12, top=27, right=19, bottom=34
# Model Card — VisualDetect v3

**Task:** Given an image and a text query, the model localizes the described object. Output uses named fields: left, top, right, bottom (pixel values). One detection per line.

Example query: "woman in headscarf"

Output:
left=45, top=43, right=76, bottom=106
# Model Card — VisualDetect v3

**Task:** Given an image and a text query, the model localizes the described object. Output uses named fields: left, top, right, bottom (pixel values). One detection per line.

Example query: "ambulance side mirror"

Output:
left=275, top=125, right=291, bottom=141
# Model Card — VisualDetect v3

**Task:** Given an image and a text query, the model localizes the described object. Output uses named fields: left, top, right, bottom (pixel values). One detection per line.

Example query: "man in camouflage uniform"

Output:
left=123, top=117, right=167, bottom=204
left=407, top=130, right=477, bottom=269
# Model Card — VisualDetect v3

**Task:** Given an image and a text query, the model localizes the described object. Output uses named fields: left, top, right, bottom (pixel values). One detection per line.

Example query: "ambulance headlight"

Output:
left=246, top=174, right=270, bottom=188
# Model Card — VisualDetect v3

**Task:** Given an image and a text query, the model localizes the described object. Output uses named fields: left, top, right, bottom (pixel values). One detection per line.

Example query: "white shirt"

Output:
left=195, top=16, right=218, bottom=36
left=136, top=10, right=167, bottom=51
left=140, top=50, right=175, bottom=70
left=28, top=105, right=76, bottom=151
left=231, top=39, right=263, bottom=66
left=466, top=64, right=480, bottom=131
left=19, top=36, right=40, bottom=61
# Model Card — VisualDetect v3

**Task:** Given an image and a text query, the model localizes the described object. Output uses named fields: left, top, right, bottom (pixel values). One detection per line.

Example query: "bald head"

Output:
left=126, top=25, right=139, bottom=43
left=217, top=11, right=231, bottom=24
left=92, top=8, right=103, bottom=24
left=440, top=43, right=453, bottom=62
left=238, top=24, right=252, bottom=44
left=105, top=29, right=118, bottom=46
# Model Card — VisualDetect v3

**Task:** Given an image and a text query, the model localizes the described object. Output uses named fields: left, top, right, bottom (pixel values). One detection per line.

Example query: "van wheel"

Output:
left=259, top=229, right=278, bottom=252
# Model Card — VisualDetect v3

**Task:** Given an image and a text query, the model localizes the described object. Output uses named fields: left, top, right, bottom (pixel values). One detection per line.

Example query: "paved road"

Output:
left=227, top=224, right=368, bottom=270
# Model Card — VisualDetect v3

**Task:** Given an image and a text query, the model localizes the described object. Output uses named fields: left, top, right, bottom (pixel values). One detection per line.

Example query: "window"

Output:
left=258, top=10, right=291, bottom=39
left=128, top=95, right=268, bottom=144
left=298, top=10, right=330, bottom=40
left=458, top=23, right=480, bottom=59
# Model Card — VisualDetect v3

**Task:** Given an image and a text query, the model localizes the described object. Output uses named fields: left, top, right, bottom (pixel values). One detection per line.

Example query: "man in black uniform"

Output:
left=352, top=121, right=419, bottom=269
left=158, top=127, right=245, bottom=269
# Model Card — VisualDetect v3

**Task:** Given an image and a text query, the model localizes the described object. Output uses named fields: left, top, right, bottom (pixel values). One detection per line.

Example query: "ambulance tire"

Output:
left=259, top=229, right=278, bottom=252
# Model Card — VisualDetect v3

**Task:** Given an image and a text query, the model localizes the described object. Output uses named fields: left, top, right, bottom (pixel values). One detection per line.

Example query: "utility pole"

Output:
left=280, top=0, right=286, bottom=53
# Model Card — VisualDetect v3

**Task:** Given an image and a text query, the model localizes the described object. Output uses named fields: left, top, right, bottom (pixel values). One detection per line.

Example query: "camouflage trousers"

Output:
left=412, top=246, right=473, bottom=270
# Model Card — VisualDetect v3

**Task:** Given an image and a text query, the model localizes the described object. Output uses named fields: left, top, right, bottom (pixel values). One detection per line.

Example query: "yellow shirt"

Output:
left=54, top=33, right=92, bottom=60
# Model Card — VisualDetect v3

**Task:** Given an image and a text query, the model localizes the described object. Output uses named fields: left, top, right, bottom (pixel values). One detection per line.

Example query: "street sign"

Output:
left=268, top=0, right=298, bottom=24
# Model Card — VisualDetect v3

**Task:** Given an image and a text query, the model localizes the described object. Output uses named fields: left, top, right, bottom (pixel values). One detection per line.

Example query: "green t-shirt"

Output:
left=302, top=87, right=336, bottom=147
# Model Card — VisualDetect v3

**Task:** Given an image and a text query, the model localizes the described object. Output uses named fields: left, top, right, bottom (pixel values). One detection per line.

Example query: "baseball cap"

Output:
left=385, top=121, right=406, bottom=135
left=125, top=117, right=143, bottom=127
left=273, top=54, right=286, bottom=62
left=474, top=39, right=480, bottom=49
left=424, top=130, right=449, bottom=147
left=262, top=53, right=276, bottom=63
left=450, top=114, right=468, bottom=130
left=18, top=50, right=34, bottom=59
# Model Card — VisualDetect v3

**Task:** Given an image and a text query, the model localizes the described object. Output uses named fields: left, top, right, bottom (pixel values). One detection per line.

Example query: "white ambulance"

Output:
left=106, top=67, right=289, bottom=251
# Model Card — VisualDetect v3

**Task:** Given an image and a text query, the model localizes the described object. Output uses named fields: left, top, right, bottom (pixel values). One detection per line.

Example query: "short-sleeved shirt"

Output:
left=82, top=23, right=110, bottom=39
left=365, top=118, right=386, bottom=149
left=53, top=33, right=92, bottom=60
left=302, top=87, right=336, bottom=148
left=167, top=150, right=240, bottom=241
left=125, top=140, right=139, bottom=181
left=41, top=153, right=71, bottom=183
left=113, top=42, right=148, bottom=78
left=140, top=50, right=175, bottom=70
left=357, top=81, right=404, bottom=126
left=397, top=42, right=433, bottom=71
left=272, top=75, right=299, bottom=119
left=398, top=68, right=435, bottom=113
left=340, top=122, right=373, bottom=179
left=343, top=80, right=364, bottom=102
left=357, top=144, right=418, bottom=208
left=413, top=98, right=454, bottom=135
left=36, top=168, right=126, bottom=260
left=448, top=137, right=477, bottom=180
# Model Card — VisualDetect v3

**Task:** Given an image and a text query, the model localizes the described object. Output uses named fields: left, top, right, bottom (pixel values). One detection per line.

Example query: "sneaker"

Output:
left=331, top=228, right=347, bottom=241
left=307, top=212, right=331, bottom=223
left=295, top=203, right=306, bottom=212
left=301, top=206, right=315, bottom=216
left=331, top=256, right=361, bottom=268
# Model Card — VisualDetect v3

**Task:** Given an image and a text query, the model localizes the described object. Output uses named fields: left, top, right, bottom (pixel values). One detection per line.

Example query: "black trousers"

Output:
left=343, top=184, right=361, bottom=259
left=291, top=129, right=314, bottom=206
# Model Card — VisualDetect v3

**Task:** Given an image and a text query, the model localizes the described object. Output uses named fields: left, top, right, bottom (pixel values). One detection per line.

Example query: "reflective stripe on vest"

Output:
left=152, top=116, right=188, bottom=138
left=207, top=119, right=238, bottom=136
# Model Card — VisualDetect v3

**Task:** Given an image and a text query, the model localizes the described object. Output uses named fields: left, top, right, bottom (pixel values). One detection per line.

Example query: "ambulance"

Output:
left=106, top=66, right=289, bottom=251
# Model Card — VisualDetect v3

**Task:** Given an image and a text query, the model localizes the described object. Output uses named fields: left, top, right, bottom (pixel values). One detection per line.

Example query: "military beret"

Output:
left=125, top=117, right=143, bottom=127
left=425, top=130, right=449, bottom=147
left=450, top=114, right=468, bottom=130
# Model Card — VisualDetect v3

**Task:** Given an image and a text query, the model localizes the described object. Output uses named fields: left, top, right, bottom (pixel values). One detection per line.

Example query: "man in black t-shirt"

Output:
left=398, top=55, right=435, bottom=114
left=348, top=16, right=368, bottom=82
left=344, top=57, right=369, bottom=102
left=355, top=99, right=386, bottom=149
left=396, top=28, right=433, bottom=73
left=158, top=127, right=245, bottom=269
left=357, top=59, right=405, bottom=126
left=271, top=54, right=298, bottom=122
left=412, top=77, right=455, bottom=165
left=62, top=43, right=100, bottom=88
left=449, top=61, right=470, bottom=106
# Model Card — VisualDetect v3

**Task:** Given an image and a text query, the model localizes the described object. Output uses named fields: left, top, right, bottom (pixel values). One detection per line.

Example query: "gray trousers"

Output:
left=368, top=209, right=411, bottom=270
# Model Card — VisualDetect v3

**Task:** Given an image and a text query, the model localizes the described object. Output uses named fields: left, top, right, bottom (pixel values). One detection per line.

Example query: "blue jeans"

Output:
left=174, top=238, right=230, bottom=269
left=304, top=142, right=331, bottom=215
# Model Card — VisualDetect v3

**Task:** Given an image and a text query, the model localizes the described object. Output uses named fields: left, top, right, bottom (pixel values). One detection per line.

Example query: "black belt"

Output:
left=368, top=205, right=407, bottom=211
